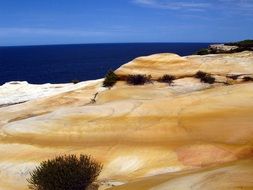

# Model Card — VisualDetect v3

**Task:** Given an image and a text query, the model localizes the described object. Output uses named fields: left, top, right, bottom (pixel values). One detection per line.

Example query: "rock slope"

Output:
left=0, top=51, right=253, bottom=190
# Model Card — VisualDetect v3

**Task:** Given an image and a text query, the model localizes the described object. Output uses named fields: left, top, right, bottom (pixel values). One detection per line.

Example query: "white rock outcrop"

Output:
left=0, top=80, right=103, bottom=106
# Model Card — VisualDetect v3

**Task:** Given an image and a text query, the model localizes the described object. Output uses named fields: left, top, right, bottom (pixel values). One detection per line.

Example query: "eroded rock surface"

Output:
left=0, top=51, right=253, bottom=190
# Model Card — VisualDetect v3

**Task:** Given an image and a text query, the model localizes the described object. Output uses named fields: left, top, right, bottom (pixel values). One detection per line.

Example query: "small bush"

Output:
left=28, top=154, right=102, bottom=190
left=158, top=74, right=175, bottom=84
left=195, top=71, right=215, bottom=84
left=226, top=75, right=239, bottom=80
left=126, top=74, right=151, bottom=85
left=243, top=76, right=253, bottom=82
left=195, top=71, right=207, bottom=79
left=103, top=70, right=119, bottom=87
left=71, top=79, right=80, bottom=84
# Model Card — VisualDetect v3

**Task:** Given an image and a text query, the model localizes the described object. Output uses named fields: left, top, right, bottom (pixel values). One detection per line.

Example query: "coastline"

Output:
left=0, top=51, right=253, bottom=190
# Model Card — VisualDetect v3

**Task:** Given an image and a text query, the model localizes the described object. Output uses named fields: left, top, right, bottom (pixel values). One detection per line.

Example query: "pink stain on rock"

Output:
left=176, top=144, right=238, bottom=167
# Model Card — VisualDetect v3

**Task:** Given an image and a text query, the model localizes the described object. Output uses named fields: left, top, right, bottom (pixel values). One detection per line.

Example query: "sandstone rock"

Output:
left=116, top=51, right=253, bottom=78
left=0, top=52, right=253, bottom=190
left=109, top=159, right=253, bottom=190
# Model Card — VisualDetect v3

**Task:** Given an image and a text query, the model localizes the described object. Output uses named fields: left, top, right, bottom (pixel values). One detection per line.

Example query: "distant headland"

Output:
left=196, top=39, right=253, bottom=55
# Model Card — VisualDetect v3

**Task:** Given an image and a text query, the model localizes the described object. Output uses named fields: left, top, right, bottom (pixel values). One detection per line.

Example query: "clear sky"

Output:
left=0, top=0, right=253, bottom=46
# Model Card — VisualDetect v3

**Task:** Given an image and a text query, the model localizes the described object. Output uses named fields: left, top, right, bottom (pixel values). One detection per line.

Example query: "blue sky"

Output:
left=0, top=0, right=253, bottom=46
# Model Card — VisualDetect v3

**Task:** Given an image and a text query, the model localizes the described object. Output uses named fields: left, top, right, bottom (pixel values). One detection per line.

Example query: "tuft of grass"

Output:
left=103, top=70, right=119, bottom=87
left=195, top=71, right=215, bottom=84
left=27, top=154, right=102, bottom=190
left=158, top=74, right=175, bottom=84
left=126, top=74, right=152, bottom=85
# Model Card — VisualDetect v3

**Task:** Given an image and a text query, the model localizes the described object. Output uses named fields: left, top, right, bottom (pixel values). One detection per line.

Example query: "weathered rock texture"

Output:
left=0, top=51, right=253, bottom=190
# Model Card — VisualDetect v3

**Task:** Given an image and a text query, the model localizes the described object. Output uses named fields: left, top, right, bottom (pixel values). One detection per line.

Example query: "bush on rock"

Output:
left=103, top=70, right=119, bottom=87
left=158, top=74, right=175, bottom=84
left=126, top=74, right=152, bottom=85
left=27, top=154, right=102, bottom=190
left=195, top=71, right=215, bottom=84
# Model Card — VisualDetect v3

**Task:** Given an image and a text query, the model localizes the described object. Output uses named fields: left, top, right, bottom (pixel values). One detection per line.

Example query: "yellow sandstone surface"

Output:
left=116, top=51, right=253, bottom=78
left=0, top=51, right=253, bottom=190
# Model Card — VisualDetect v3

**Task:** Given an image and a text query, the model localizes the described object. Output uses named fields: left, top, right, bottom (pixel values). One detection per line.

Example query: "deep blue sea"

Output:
left=0, top=43, right=210, bottom=84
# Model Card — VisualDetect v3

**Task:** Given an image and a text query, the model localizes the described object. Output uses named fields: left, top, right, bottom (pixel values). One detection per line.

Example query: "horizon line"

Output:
left=0, top=41, right=223, bottom=47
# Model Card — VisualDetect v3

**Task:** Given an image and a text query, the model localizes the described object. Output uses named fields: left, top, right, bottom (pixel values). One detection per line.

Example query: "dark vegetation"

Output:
left=158, top=74, right=175, bottom=84
left=126, top=74, right=152, bottom=85
left=243, top=76, right=253, bottom=82
left=226, top=74, right=240, bottom=80
left=103, top=70, right=119, bottom=87
left=196, top=40, right=253, bottom=55
left=102, top=70, right=252, bottom=88
left=71, top=79, right=80, bottom=84
left=225, top=39, right=253, bottom=52
left=225, top=39, right=253, bottom=49
left=196, top=48, right=211, bottom=55
left=195, top=71, right=215, bottom=84
left=27, top=154, right=102, bottom=190
left=90, top=92, right=99, bottom=104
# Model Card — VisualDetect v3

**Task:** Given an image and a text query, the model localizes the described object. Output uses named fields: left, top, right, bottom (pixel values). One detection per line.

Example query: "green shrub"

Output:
left=103, top=70, right=119, bottom=87
left=27, top=154, right=102, bottom=190
left=126, top=74, right=151, bottom=85
left=158, top=74, right=175, bottom=84
left=195, top=71, right=215, bottom=84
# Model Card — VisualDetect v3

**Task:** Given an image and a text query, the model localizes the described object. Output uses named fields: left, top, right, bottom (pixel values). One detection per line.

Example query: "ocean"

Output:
left=0, top=43, right=210, bottom=85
